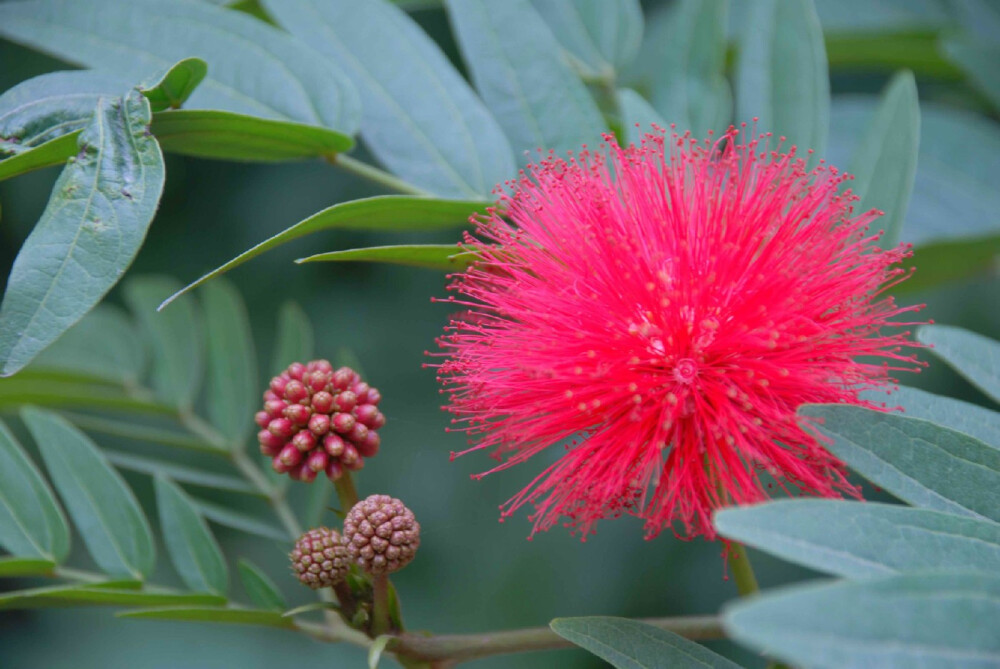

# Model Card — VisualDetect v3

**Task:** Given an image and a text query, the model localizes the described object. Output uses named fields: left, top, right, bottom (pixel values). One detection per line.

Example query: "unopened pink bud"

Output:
left=287, top=362, right=306, bottom=380
left=265, top=400, right=288, bottom=417
left=307, top=449, right=329, bottom=472
left=357, top=431, right=380, bottom=458
left=292, top=430, right=316, bottom=452
left=270, top=376, right=289, bottom=396
left=311, top=391, right=334, bottom=413
left=323, top=433, right=345, bottom=457
left=325, top=460, right=344, bottom=481
left=333, top=390, right=357, bottom=413
left=348, top=422, right=369, bottom=445
left=331, top=413, right=356, bottom=434
left=268, top=417, right=295, bottom=438
left=254, top=411, right=271, bottom=428
left=284, top=403, right=312, bottom=425
left=341, top=443, right=360, bottom=467
left=284, top=380, right=309, bottom=403
left=308, top=413, right=331, bottom=436
left=366, top=387, right=382, bottom=406
left=279, top=443, right=303, bottom=467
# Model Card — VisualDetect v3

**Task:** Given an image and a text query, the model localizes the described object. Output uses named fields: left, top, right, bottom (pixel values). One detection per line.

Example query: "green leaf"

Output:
left=23, top=407, right=155, bottom=579
left=237, top=559, right=287, bottom=611
left=201, top=280, right=257, bottom=444
left=0, top=419, right=70, bottom=561
left=281, top=601, right=340, bottom=617
left=943, top=38, right=1000, bottom=112
left=551, top=616, right=741, bottom=669
left=715, top=500, right=1000, bottom=578
left=725, top=573, right=1000, bottom=669
left=918, top=325, right=1000, bottom=405
left=736, top=0, right=829, bottom=156
left=0, top=89, right=165, bottom=376
left=124, top=276, right=204, bottom=410
left=0, top=556, right=56, bottom=577
left=30, top=305, right=145, bottom=385
left=368, top=635, right=393, bottom=669
left=618, top=89, right=667, bottom=145
left=848, top=71, right=920, bottom=249
left=297, top=244, right=477, bottom=271
left=105, top=451, right=259, bottom=496
left=801, top=404, right=1000, bottom=523
left=155, top=477, right=228, bottom=595
left=0, top=581, right=139, bottom=610
left=0, top=132, right=77, bottom=181
left=529, top=0, right=643, bottom=78
left=645, top=0, right=731, bottom=138
left=0, top=376, right=174, bottom=415
left=28, top=586, right=226, bottom=608
left=896, top=234, right=1000, bottom=293
left=879, top=385, right=1000, bottom=448
left=151, top=109, right=353, bottom=161
left=163, top=196, right=484, bottom=306
left=271, top=302, right=314, bottom=377
left=261, top=0, right=514, bottom=198
left=445, top=0, right=606, bottom=160
left=193, top=498, right=288, bottom=542
left=0, top=0, right=360, bottom=133
left=140, top=57, right=208, bottom=112
left=118, top=605, right=294, bottom=628
left=64, top=413, right=228, bottom=456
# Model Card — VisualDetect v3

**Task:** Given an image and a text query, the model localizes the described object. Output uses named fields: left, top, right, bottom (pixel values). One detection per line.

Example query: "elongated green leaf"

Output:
left=29, top=586, right=225, bottom=608
left=63, top=413, right=227, bottom=456
left=646, top=0, right=731, bottom=137
left=0, top=90, right=165, bottom=376
left=298, top=245, right=477, bottom=271
left=0, top=132, right=77, bottom=181
left=0, top=556, right=56, bottom=577
left=715, top=500, right=1000, bottom=578
left=618, top=89, right=667, bottom=145
left=271, top=302, right=314, bottom=377
left=529, top=0, right=643, bottom=78
left=446, top=0, right=606, bottom=161
left=0, top=0, right=360, bottom=133
left=106, top=451, right=259, bottom=496
left=725, top=573, right=1000, bottom=669
left=0, top=581, right=138, bottom=610
left=155, top=477, right=228, bottom=595
left=551, top=617, right=740, bottom=669
left=194, top=498, right=288, bottom=542
left=30, top=305, right=145, bottom=385
left=943, top=38, right=1000, bottom=111
left=0, top=420, right=70, bottom=561
left=151, top=109, right=353, bottom=161
left=140, top=57, right=207, bottom=112
left=23, top=407, right=155, bottom=579
left=201, top=280, right=257, bottom=443
left=124, top=276, right=204, bottom=410
left=118, top=605, right=294, bottom=627
left=0, top=376, right=174, bottom=415
left=848, top=71, right=920, bottom=248
left=262, top=0, right=514, bottom=198
left=879, top=385, right=1000, bottom=448
left=737, top=0, right=828, bottom=156
left=237, top=559, right=286, bottom=611
left=801, top=404, right=1000, bottom=523
left=918, top=325, right=1000, bottom=405
left=897, top=234, right=1000, bottom=294
left=163, top=196, right=484, bottom=306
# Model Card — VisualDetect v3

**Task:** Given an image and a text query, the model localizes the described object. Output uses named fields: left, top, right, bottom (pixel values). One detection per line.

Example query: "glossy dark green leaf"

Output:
left=0, top=420, right=69, bottom=562
left=271, top=302, right=314, bottom=377
left=618, top=89, right=667, bottom=145
left=163, top=196, right=485, bottom=306
left=118, top=605, right=294, bottom=627
left=918, top=325, right=1000, bottom=405
left=725, top=573, right=1000, bottom=669
left=878, top=385, right=1000, bottom=448
left=298, top=245, right=476, bottom=271
left=737, top=0, right=828, bottom=156
left=801, top=404, right=1000, bottom=523
left=105, top=451, right=259, bottom=496
left=23, top=407, right=155, bottom=579
left=193, top=498, right=287, bottom=542
left=237, top=559, right=287, bottom=611
left=155, top=477, right=228, bottom=595
left=261, top=0, right=514, bottom=198
left=0, top=556, right=56, bottom=577
left=848, top=71, right=920, bottom=249
left=140, top=57, right=207, bottom=112
left=124, top=276, right=204, bottom=410
left=943, top=38, right=1000, bottom=111
left=0, top=0, right=360, bottom=133
left=551, top=616, right=741, bottom=669
left=645, top=0, right=731, bottom=137
left=201, top=280, right=257, bottom=444
left=529, top=0, right=642, bottom=79
left=151, top=109, right=353, bottom=161
left=30, top=305, right=145, bottom=385
left=0, top=90, right=165, bottom=376
left=715, top=500, right=1000, bottom=578
left=446, top=0, right=606, bottom=160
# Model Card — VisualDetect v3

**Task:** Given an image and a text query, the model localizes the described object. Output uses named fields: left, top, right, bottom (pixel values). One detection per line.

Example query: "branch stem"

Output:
left=727, top=541, right=760, bottom=597
left=334, top=471, right=360, bottom=512
left=371, top=573, right=392, bottom=637
left=330, top=154, right=429, bottom=196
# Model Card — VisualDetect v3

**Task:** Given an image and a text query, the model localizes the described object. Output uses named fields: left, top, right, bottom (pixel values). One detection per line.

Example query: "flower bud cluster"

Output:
left=257, top=360, right=385, bottom=482
left=290, top=526, right=350, bottom=589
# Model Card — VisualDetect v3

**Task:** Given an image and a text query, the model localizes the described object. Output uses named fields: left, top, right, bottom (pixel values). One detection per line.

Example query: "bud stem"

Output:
left=371, top=573, right=392, bottom=637
left=727, top=540, right=759, bottom=596
left=334, top=471, right=360, bottom=512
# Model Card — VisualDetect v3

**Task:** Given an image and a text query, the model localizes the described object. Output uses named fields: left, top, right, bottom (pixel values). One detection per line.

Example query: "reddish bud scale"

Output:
left=434, top=128, right=926, bottom=541
left=256, top=359, right=386, bottom=482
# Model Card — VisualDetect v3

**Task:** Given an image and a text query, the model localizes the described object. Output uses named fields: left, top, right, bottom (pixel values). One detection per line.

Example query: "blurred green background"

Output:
left=1, top=0, right=998, bottom=667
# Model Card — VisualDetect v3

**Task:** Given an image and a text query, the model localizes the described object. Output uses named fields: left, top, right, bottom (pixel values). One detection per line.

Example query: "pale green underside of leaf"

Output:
left=155, top=476, right=229, bottom=595
left=118, top=605, right=294, bottom=628
left=918, top=325, right=1000, bottom=405
left=297, top=244, right=477, bottom=271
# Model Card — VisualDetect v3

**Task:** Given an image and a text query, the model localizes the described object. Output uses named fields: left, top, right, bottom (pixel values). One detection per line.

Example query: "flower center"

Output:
left=672, top=358, right=698, bottom=385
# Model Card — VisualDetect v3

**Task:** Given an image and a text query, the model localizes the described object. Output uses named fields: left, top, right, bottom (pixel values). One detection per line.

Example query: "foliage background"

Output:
left=0, top=0, right=997, bottom=667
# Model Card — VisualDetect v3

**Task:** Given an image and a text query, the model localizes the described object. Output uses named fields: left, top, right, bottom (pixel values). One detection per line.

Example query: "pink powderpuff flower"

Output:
left=432, top=127, right=925, bottom=541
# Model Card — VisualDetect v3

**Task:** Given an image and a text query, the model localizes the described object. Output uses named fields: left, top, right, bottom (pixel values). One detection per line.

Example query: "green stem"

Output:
left=52, top=566, right=109, bottom=583
left=331, top=154, right=429, bottom=196
left=371, top=573, right=392, bottom=637
left=334, top=471, right=360, bottom=512
left=727, top=541, right=760, bottom=596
